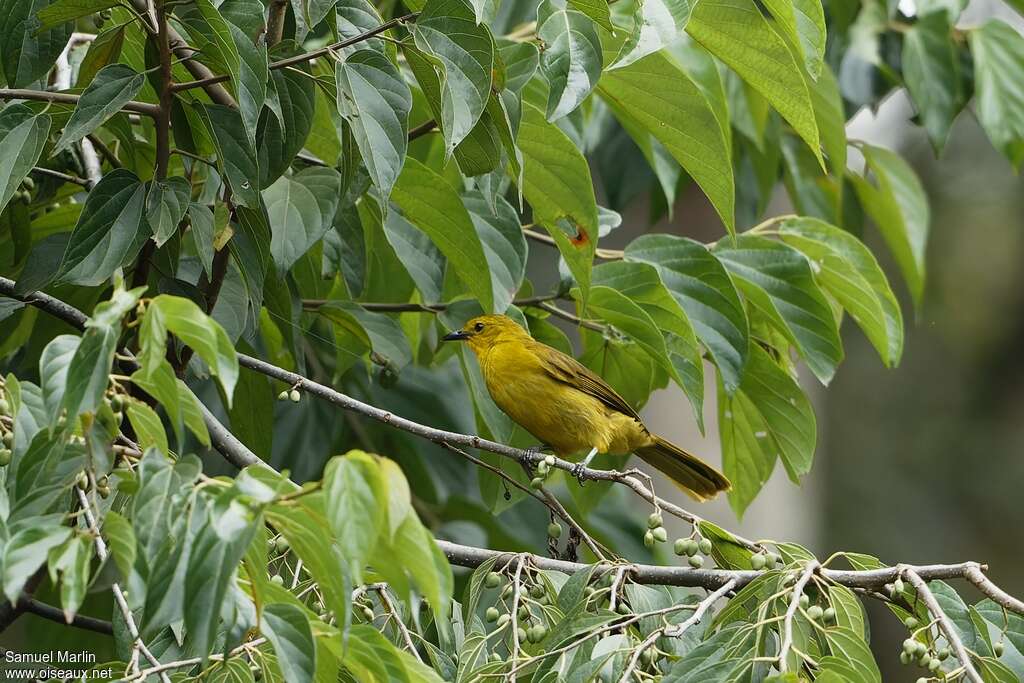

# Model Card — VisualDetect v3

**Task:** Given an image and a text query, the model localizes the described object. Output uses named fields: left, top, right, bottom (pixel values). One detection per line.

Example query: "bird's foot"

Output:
left=573, top=447, right=600, bottom=485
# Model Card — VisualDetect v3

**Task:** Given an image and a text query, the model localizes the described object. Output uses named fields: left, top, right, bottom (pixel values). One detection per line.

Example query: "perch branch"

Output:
left=17, top=598, right=113, bottom=635
left=778, top=561, right=819, bottom=673
left=0, top=89, right=159, bottom=117
left=902, top=567, right=983, bottom=683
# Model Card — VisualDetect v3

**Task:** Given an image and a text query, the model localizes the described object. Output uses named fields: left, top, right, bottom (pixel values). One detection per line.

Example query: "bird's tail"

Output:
left=634, top=436, right=731, bottom=501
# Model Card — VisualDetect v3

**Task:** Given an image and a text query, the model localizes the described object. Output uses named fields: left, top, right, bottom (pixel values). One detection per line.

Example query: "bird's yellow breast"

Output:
left=475, top=341, right=649, bottom=457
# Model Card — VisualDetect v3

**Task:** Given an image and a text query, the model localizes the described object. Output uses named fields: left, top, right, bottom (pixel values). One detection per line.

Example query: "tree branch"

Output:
left=31, top=166, right=91, bottom=188
left=266, top=0, right=288, bottom=46
left=0, top=88, right=160, bottom=117
left=5, top=277, right=1024, bottom=616
left=778, top=561, right=819, bottom=673
left=17, top=598, right=113, bottom=635
left=902, top=567, right=984, bottom=683
left=170, top=14, right=418, bottom=93
left=302, top=293, right=561, bottom=312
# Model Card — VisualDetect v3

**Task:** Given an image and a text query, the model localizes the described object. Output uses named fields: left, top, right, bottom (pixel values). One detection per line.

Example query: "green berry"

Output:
left=616, top=602, right=630, bottom=615
left=112, top=411, right=123, bottom=425
left=518, top=606, right=530, bottom=621
left=902, top=639, right=917, bottom=655
left=0, top=399, right=8, bottom=414
left=884, top=583, right=896, bottom=597
left=893, top=578, right=905, bottom=593
left=76, top=471, right=89, bottom=489
left=916, top=678, right=929, bottom=683
left=684, top=539, right=699, bottom=557
left=937, top=647, right=950, bottom=661
left=536, top=461, right=549, bottom=476
left=485, top=607, right=500, bottom=623
left=766, top=553, right=780, bottom=569
left=277, top=391, right=288, bottom=401
left=497, top=614, right=510, bottom=628
left=516, top=627, right=527, bottom=643
left=533, top=625, right=547, bottom=641
left=822, top=607, right=836, bottom=624
left=688, top=555, right=704, bottom=569
left=807, top=605, right=823, bottom=620
left=529, top=584, right=544, bottom=599
left=501, top=584, right=513, bottom=599
left=928, top=657, right=941, bottom=672
left=904, top=616, right=919, bottom=629
left=652, top=526, right=667, bottom=543
left=750, top=553, right=766, bottom=570
left=917, top=652, right=930, bottom=667
left=544, top=455, right=555, bottom=467
left=995, top=642, right=1005, bottom=657
left=22, top=177, right=34, bottom=191
left=530, top=477, right=544, bottom=489
left=640, top=648, right=655, bottom=665
left=275, top=536, right=290, bottom=553
left=362, top=606, right=374, bottom=621
left=643, top=530, right=655, bottom=547
left=270, top=574, right=284, bottom=586
left=647, top=512, right=663, bottom=529
left=547, top=522, right=562, bottom=539
left=484, top=572, right=502, bottom=589
left=110, top=394, right=125, bottom=411
left=0, top=449, right=10, bottom=467
left=899, top=651, right=912, bottom=665
left=799, top=594, right=810, bottom=609
left=490, top=653, right=502, bottom=663
left=289, top=389, right=301, bottom=402
left=914, top=641, right=928, bottom=657
left=3, top=431, right=14, bottom=448
left=673, top=539, right=687, bottom=556
left=98, top=485, right=110, bottom=498
left=698, top=538, right=713, bottom=555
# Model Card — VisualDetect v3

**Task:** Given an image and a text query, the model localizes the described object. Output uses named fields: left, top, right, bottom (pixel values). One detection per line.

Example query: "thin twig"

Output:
left=521, top=227, right=624, bottom=260
left=778, top=561, right=819, bottom=673
left=0, top=88, right=160, bottom=117
left=902, top=567, right=983, bottom=683
left=17, top=598, right=113, bottom=635
left=171, top=14, right=418, bottom=92
left=510, top=555, right=527, bottom=682
left=618, top=578, right=738, bottom=682
left=964, top=564, right=1024, bottom=616
left=376, top=586, right=423, bottom=662
left=31, top=166, right=90, bottom=187
left=302, top=293, right=561, bottom=312
left=75, top=489, right=170, bottom=683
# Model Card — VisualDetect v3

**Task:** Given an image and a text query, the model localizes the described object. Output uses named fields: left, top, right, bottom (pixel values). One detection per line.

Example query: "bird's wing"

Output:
left=535, top=342, right=642, bottom=422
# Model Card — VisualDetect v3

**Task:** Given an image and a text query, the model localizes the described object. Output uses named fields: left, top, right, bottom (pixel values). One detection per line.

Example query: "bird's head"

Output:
left=442, top=314, right=530, bottom=353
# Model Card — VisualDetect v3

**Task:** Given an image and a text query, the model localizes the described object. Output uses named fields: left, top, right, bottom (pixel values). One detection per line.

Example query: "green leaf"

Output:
left=903, top=12, right=962, bottom=154
left=227, top=20, right=267, bottom=145
left=35, top=0, right=117, bottom=30
left=53, top=63, right=145, bottom=153
left=761, top=0, right=826, bottom=80
left=598, top=50, right=734, bottom=232
left=202, top=103, right=261, bottom=207
left=57, top=169, right=148, bottom=286
left=177, top=0, right=240, bottom=82
left=779, top=216, right=903, bottom=367
left=39, top=334, right=79, bottom=421
left=263, top=167, right=342, bottom=275
left=625, top=234, right=748, bottom=392
left=139, top=295, right=240, bottom=403
left=335, top=49, right=411, bottom=200
left=127, top=400, right=169, bottom=452
left=498, top=39, right=539, bottom=92
left=586, top=285, right=686, bottom=392
left=322, top=451, right=387, bottom=579
left=0, top=0, right=72, bottom=87
left=686, top=0, right=821, bottom=167
left=257, top=48, right=316, bottom=187
left=102, top=510, right=136, bottom=579
left=391, top=157, right=494, bottom=311
left=227, top=366, right=273, bottom=461
left=47, top=534, right=91, bottom=621
left=381, top=207, right=446, bottom=304
left=187, top=203, right=216, bottom=277
left=537, top=0, right=602, bottom=120
left=0, top=105, right=50, bottom=216
left=388, top=513, right=453, bottom=623
left=592, top=261, right=705, bottom=425
left=208, top=659, right=257, bottom=683
left=76, top=25, right=124, bottom=87
left=714, top=234, right=843, bottom=385
left=517, top=102, right=597, bottom=301
left=413, top=0, right=494, bottom=152
left=849, top=142, right=930, bottom=306
left=3, top=524, right=71, bottom=602
left=146, top=176, right=191, bottom=247
left=718, top=344, right=816, bottom=516
left=262, top=602, right=313, bottom=683
left=969, top=20, right=1024, bottom=169
left=612, top=0, right=692, bottom=69
left=464, top=192, right=527, bottom=314
left=61, top=325, right=116, bottom=421
left=824, top=626, right=881, bottom=683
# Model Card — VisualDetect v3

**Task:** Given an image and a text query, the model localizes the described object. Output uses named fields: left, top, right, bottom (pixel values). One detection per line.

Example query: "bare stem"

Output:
left=902, top=567, right=983, bottom=683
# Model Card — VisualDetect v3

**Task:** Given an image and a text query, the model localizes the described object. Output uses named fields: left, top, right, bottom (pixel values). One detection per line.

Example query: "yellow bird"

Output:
left=442, top=314, right=730, bottom=500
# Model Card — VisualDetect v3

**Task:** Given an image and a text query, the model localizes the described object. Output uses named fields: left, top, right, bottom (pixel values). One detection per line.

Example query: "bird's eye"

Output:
left=474, top=322, right=485, bottom=332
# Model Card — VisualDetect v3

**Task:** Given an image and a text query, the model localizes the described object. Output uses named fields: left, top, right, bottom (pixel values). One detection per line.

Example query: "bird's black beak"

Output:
left=442, top=330, right=470, bottom=341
